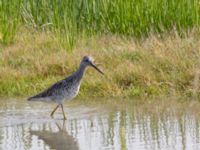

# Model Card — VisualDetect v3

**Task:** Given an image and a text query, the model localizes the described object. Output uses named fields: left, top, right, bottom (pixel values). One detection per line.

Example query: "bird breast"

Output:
left=62, top=81, right=81, bottom=100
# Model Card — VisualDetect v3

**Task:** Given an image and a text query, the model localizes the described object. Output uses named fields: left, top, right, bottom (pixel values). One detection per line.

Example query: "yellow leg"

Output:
left=50, top=104, right=60, bottom=118
left=61, top=104, right=67, bottom=120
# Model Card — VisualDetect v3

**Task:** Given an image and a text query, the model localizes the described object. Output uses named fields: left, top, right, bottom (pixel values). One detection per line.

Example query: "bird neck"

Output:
left=74, top=64, right=87, bottom=81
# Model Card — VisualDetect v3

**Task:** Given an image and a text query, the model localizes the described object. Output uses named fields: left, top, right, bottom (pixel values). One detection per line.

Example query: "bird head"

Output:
left=81, top=56, right=104, bottom=75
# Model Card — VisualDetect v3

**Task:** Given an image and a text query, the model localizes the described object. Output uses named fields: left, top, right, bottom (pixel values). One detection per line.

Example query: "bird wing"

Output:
left=27, top=79, right=66, bottom=100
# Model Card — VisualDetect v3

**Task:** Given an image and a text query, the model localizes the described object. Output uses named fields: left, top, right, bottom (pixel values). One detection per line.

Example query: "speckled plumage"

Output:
left=28, top=56, right=103, bottom=119
left=28, top=65, right=84, bottom=104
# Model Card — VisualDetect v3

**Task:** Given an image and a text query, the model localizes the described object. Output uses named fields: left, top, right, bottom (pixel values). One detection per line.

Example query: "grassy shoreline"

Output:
left=1, top=29, right=200, bottom=98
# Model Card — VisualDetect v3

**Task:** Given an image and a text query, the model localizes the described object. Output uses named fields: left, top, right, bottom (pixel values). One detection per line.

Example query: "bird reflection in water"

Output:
left=29, top=121, right=79, bottom=150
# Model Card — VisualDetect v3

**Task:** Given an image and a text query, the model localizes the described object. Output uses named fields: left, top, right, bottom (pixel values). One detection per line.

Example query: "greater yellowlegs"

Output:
left=28, top=56, right=103, bottom=120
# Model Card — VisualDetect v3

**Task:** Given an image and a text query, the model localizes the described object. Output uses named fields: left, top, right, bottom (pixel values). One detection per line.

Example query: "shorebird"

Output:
left=28, top=56, right=103, bottom=120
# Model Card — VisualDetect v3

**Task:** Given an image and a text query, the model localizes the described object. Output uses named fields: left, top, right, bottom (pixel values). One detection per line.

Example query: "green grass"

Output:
left=1, top=0, right=200, bottom=48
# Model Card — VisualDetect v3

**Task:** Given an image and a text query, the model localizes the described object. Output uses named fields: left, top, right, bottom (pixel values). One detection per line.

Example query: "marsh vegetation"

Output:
left=1, top=0, right=200, bottom=46
left=0, top=0, right=200, bottom=98
left=1, top=30, right=200, bottom=98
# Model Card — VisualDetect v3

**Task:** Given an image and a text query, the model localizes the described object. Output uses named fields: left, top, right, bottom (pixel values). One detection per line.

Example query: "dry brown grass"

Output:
left=1, top=28, right=200, bottom=98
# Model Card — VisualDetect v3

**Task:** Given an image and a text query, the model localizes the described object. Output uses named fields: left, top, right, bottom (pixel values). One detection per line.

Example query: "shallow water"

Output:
left=1, top=99, right=200, bottom=150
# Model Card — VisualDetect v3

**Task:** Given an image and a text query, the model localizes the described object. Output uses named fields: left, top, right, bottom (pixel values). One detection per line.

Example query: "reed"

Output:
left=0, top=0, right=200, bottom=48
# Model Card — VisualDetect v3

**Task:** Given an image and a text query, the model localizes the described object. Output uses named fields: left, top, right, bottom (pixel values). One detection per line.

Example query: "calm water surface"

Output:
left=1, top=98, right=200, bottom=150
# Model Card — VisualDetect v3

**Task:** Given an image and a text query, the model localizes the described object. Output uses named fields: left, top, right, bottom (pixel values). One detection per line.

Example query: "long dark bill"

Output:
left=91, top=63, right=104, bottom=75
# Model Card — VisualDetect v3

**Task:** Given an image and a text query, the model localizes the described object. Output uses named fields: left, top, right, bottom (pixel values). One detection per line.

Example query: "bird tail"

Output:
left=27, top=95, right=42, bottom=101
left=27, top=96, right=36, bottom=101
left=27, top=95, right=52, bottom=102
